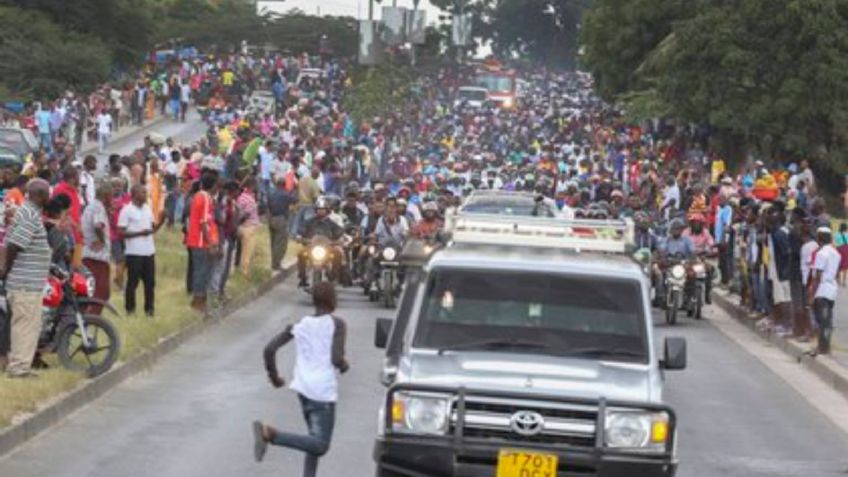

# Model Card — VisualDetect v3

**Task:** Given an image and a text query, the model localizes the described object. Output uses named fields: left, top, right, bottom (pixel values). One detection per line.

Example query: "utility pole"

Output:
left=411, top=0, right=420, bottom=67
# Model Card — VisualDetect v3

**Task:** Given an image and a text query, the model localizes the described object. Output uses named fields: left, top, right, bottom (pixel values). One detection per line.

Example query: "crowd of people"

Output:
left=1, top=47, right=847, bottom=384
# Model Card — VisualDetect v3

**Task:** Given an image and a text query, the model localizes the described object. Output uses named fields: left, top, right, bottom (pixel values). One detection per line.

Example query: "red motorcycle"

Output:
left=39, top=266, right=121, bottom=377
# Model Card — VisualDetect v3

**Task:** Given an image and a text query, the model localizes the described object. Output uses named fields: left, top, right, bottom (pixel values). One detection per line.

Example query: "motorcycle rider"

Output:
left=682, top=212, right=717, bottom=304
left=296, top=197, right=344, bottom=288
left=411, top=202, right=443, bottom=239
left=656, top=218, right=695, bottom=306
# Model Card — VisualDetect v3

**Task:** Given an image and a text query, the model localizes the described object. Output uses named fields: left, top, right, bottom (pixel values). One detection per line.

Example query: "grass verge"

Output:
left=0, top=224, right=293, bottom=428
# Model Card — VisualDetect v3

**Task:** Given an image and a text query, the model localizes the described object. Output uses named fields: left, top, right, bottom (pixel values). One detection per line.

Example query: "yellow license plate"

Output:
left=496, top=449, right=559, bottom=477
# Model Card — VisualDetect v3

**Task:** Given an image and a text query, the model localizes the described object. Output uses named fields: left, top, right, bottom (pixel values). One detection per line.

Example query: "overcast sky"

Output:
left=257, top=0, right=444, bottom=23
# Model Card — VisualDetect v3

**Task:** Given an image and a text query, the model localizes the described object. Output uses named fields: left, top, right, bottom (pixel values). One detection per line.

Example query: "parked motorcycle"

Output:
left=40, top=266, right=121, bottom=377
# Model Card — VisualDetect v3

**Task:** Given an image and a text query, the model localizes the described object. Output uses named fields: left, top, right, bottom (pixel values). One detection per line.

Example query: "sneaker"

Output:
left=252, top=421, right=268, bottom=462
left=7, top=370, right=38, bottom=379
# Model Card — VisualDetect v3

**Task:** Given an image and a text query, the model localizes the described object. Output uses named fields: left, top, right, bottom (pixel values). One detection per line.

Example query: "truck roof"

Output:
left=426, top=244, right=646, bottom=281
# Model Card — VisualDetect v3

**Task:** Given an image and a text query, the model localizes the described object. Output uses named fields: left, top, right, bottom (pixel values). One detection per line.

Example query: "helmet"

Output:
left=421, top=201, right=438, bottom=213
left=669, top=218, right=686, bottom=232
left=397, top=198, right=408, bottom=207
left=315, top=197, right=330, bottom=210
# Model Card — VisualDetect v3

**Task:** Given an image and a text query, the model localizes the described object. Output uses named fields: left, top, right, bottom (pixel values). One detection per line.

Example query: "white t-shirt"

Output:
left=118, top=202, right=156, bottom=256
left=180, top=84, right=191, bottom=102
left=800, top=240, right=819, bottom=285
left=290, top=314, right=339, bottom=402
left=813, top=244, right=840, bottom=300
left=96, top=113, right=112, bottom=135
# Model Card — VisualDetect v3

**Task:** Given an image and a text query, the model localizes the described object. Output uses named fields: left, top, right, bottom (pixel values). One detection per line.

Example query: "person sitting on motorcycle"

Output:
left=682, top=212, right=717, bottom=304
left=296, top=197, right=344, bottom=288
left=655, top=218, right=695, bottom=307
left=374, top=201, right=409, bottom=247
left=411, top=202, right=443, bottom=239
left=396, top=198, right=417, bottom=227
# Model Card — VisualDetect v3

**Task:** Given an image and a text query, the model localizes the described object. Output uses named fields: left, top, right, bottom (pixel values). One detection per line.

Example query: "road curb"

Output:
left=0, top=259, right=296, bottom=459
left=712, top=290, right=848, bottom=401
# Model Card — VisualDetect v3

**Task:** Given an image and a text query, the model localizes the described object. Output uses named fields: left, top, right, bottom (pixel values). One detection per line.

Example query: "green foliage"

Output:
left=343, top=62, right=416, bottom=125
left=154, top=0, right=269, bottom=50
left=264, top=13, right=359, bottom=57
left=581, top=0, right=848, bottom=175
left=3, top=0, right=155, bottom=65
left=0, top=6, right=112, bottom=100
left=489, top=0, right=590, bottom=69
left=580, top=0, right=690, bottom=101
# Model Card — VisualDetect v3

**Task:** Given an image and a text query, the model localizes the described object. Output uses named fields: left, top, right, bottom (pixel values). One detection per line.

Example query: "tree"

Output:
left=3, top=0, right=155, bottom=66
left=0, top=6, right=111, bottom=99
left=342, top=61, right=416, bottom=125
left=580, top=0, right=690, bottom=101
left=489, top=0, right=590, bottom=69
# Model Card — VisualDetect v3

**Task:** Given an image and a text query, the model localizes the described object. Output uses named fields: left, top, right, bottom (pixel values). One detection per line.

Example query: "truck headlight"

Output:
left=382, top=247, right=398, bottom=261
left=311, top=245, right=328, bottom=262
left=502, top=97, right=514, bottom=109
left=605, top=410, right=669, bottom=451
left=391, top=392, right=451, bottom=435
left=670, top=264, right=686, bottom=280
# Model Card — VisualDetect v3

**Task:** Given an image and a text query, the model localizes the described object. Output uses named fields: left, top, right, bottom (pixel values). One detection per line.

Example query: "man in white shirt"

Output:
left=254, top=282, right=349, bottom=476
left=96, top=110, right=112, bottom=154
left=79, top=155, right=98, bottom=207
left=661, top=176, right=680, bottom=220
left=117, top=185, right=163, bottom=316
left=807, top=227, right=840, bottom=355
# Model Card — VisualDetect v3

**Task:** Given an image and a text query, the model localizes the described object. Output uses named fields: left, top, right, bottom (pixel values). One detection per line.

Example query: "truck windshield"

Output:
left=475, top=74, right=514, bottom=93
left=458, top=89, right=487, bottom=102
left=414, top=269, right=648, bottom=362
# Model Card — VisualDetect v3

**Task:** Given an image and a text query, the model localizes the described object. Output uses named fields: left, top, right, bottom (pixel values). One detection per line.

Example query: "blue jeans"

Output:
left=813, top=298, right=835, bottom=353
left=752, top=269, right=770, bottom=314
left=270, top=394, right=336, bottom=477
left=39, top=132, right=52, bottom=152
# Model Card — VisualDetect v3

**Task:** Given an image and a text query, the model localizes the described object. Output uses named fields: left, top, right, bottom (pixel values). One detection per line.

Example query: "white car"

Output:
left=453, top=86, right=489, bottom=109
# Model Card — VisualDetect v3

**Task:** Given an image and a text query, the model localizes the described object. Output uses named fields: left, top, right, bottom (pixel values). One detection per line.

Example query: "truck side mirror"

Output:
left=374, top=317, right=393, bottom=349
left=661, top=337, right=687, bottom=371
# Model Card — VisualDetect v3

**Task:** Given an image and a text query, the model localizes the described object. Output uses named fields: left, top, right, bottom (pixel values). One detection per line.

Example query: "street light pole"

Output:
left=411, top=0, right=420, bottom=67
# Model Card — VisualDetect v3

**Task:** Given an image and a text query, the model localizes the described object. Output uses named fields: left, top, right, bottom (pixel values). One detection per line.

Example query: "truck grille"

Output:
left=449, top=396, right=598, bottom=447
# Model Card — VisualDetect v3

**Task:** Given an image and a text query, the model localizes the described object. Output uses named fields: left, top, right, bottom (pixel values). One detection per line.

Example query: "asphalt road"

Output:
left=90, top=110, right=208, bottom=170
left=1, top=275, right=847, bottom=477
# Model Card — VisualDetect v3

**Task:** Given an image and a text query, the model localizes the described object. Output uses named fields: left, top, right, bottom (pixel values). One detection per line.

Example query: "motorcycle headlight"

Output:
left=671, top=265, right=686, bottom=280
left=391, top=392, right=451, bottom=435
left=692, top=263, right=706, bottom=275
left=382, top=247, right=398, bottom=261
left=605, top=410, right=669, bottom=452
left=368, top=245, right=377, bottom=256
left=311, top=245, right=328, bottom=262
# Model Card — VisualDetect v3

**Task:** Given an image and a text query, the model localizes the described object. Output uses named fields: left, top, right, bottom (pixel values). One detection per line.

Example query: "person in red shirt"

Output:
left=185, top=172, right=220, bottom=312
left=52, top=165, right=83, bottom=266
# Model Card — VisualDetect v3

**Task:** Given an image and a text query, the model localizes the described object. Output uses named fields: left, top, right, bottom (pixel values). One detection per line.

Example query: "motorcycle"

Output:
left=371, top=242, right=402, bottom=308
left=662, top=255, right=706, bottom=324
left=662, top=256, right=687, bottom=325
left=302, top=236, right=334, bottom=290
left=685, top=256, right=708, bottom=320
left=300, top=234, right=352, bottom=291
left=39, top=266, right=121, bottom=377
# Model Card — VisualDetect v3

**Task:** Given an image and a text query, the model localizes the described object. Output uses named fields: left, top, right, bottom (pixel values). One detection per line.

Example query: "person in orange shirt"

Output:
left=4, top=176, right=26, bottom=208
left=185, top=172, right=220, bottom=312
left=147, top=157, right=165, bottom=221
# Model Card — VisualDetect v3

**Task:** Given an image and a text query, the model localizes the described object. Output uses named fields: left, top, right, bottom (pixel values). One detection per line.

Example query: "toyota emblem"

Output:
left=509, top=410, right=545, bottom=436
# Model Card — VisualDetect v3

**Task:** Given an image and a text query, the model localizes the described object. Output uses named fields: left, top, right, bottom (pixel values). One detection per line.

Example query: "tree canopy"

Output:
left=0, top=0, right=359, bottom=101
left=581, top=0, right=848, bottom=174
